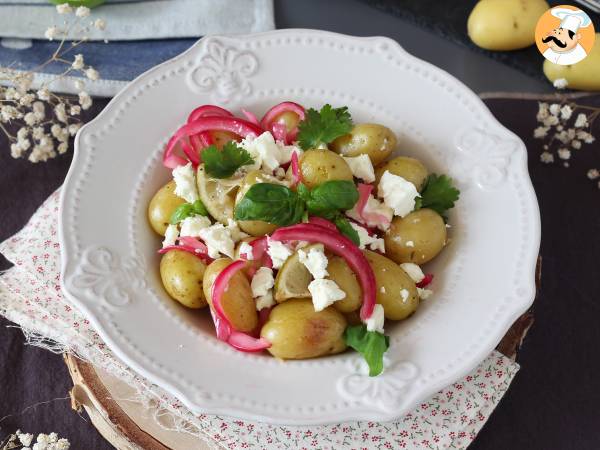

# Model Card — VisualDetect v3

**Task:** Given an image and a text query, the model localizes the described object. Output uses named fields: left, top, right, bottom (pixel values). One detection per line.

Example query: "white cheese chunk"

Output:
left=172, top=162, right=198, bottom=203
left=308, top=278, right=346, bottom=311
left=342, top=154, right=375, bottom=183
left=238, top=241, right=254, bottom=260
left=417, top=287, right=433, bottom=300
left=298, top=245, right=329, bottom=279
left=399, top=262, right=425, bottom=283
left=400, top=288, right=410, bottom=303
left=226, top=219, right=249, bottom=242
left=378, top=170, right=420, bottom=217
left=240, top=131, right=299, bottom=173
left=179, top=215, right=211, bottom=238
left=162, top=224, right=179, bottom=248
left=251, top=267, right=275, bottom=298
left=256, top=291, right=275, bottom=311
left=267, top=238, right=293, bottom=269
left=346, top=194, right=393, bottom=231
left=350, top=222, right=385, bottom=253
left=198, top=223, right=235, bottom=258
left=365, top=304, right=385, bottom=333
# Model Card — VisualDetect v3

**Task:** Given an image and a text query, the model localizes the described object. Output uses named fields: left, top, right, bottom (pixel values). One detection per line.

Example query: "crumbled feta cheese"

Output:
left=240, top=131, right=299, bottom=173
left=400, top=288, right=410, bottom=303
left=198, top=223, right=235, bottom=258
left=350, top=222, right=385, bottom=252
left=162, top=224, right=179, bottom=248
left=378, top=170, right=420, bottom=217
left=251, top=267, right=275, bottom=298
left=226, top=219, right=249, bottom=241
left=417, top=287, right=433, bottom=300
left=172, top=162, right=198, bottom=203
left=405, top=240, right=415, bottom=248
left=238, top=241, right=254, bottom=260
left=346, top=194, right=393, bottom=231
left=399, top=263, right=425, bottom=283
left=343, top=154, right=375, bottom=183
left=365, top=304, right=385, bottom=333
left=298, top=245, right=329, bottom=279
left=308, top=278, right=346, bottom=311
left=179, top=215, right=211, bottom=237
left=267, top=238, right=293, bottom=269
left=256, top=291, right=276, bottom=310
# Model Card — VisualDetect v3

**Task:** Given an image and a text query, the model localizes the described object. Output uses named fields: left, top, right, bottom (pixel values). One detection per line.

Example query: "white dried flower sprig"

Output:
left=0, top=4, right=107, bottom=163
left=534, top=100, right=598, bottom=185
left=1, top=430, right=69, bottom=450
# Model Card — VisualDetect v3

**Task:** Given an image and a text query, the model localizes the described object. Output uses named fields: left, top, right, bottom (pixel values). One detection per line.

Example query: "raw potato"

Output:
left=197, top=165, right=241, bottom=225
left=203, top=258, right=258, bottom=332
left=235, top=170, right=279, bottom=236
left=260, top=299, right=347, bottom=359
left=375, top=156, right=428, bottom=191
left=364, top=250, right=419, bottom=321
left=467, top=0, right=549, bottom=51
left=543, top=34, right=600, bottom=91
left=384, top=208, right=447, bottom=264
left=327, top=256, right=362, bottom=313
left=159, top=250, right=208, bottom=309
left=148, top=180, right=186, bottom=236
left=330, top=123, right=397, bottom=166
left=299, top=149, right=353, bottom=188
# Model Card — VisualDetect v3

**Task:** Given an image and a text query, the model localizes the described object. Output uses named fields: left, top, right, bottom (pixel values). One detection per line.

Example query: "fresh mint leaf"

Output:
left=414, top=174, right=460, bottom=218
left=344, top=325, right=389, bottom=377
left=334, top=216, right=360, bottom=246
left=297, top=104, right=353, bottom=150
left=202, top=142, right=254, bottom=178
left=169, top=199, right=208, bottom=224
left=234, top=183, right=305, bottom=226
left=306, top=180, right=358, bottom=217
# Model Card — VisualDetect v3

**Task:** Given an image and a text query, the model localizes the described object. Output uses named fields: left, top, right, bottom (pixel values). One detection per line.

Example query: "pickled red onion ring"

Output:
left=157, top=244, right=213, bottom=264
left=260, top=102, right=305, bottom=144
left=271, top=123, right=288, bottom=143
left=356, top=183, right=391, bottom=229
left=241, top=109, right=261, bottom=126
left=416, top=273, right=434, bottom=288
left=307, top=216, right=338, bottom=232
left=290, top=150, right=301, bottom=186
left=187, top=105, right=233, bottom=123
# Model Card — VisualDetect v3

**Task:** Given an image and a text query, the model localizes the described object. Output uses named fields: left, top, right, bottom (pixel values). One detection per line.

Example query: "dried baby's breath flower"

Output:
left=94, top=18, right=106, bottom=30
left=533, top=126, right=549, bottom=138
left=540, top=151, right=554, bottom=163
left=69, top=105, right=81, bottom=116
left=44, top=26, right=60, bottom=41
left=557, top=148, right=571, bottom=160
left=74, top=79, right=85, bottom=91
left=71, top=54, right=84, bottom=70
left=549, top=103, right=561, bottom=116
left=553, top=78, right=568, bottom=89
left=571, top=140, right=581, bottom=149
left=574, top=113, right=588, bottom=128
left=587, top=169, right=599, bottom=180
left=56, top=3, right=72, bottom=14
left=78, top=91, right=92, bottom=110
left=85, top=67, right=99, bottom=81
left=560, top=105, right=573, bottom=120
left=75, top=6, right=91, bottom=17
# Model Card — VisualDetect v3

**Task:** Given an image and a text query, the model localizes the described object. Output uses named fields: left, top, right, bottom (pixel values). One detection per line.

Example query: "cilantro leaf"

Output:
left=170, top=199, right=208, bottom=224
left=414, top=174, right=460, bottom=218
left=297, top=104, right=353, bottom=150
left=234, top=183, right=305, bottom=226
left=334, top=216, right=360, bottom=246
left=202, top=142, right=254, bottom=178
left=306, top=180, right=359, bottom=217
left=344, top=325, right=390, bottom=377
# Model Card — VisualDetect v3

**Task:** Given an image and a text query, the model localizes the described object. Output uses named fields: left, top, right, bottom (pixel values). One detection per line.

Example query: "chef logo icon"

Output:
left=535, top=5, right=595, bottom=65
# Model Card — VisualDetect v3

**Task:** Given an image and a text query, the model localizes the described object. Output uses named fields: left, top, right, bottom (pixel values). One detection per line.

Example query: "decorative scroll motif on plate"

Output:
left=187, top=39, right=258, bottom=103
left=337, top=357, right=419, bottom=412
left=70, top=246, right=145, bottom=307
left=451, top=128, right=519, bottom=189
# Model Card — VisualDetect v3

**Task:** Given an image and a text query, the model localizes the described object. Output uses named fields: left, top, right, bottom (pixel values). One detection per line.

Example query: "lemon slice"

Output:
left=197, top=165, right=242, bottom=225
left=273, top=245, right=317, bottom=302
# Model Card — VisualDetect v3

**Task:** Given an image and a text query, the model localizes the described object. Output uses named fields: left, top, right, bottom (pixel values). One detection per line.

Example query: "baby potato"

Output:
left=260, top=299, right=347, bottom=359
left=209, top=130, right=239, bottom=149
left=364, top=250, right=419, bottom=320
left=159, top=250, right=208, bottom=309
left=327, top=256, right=362, bottom=313
left=343, top=310, right=362, bottom=326
left=203, top=258, right=258, bottom=332
left=543, top=34, right=600, bottom=91
left=467, top=0, right=549, bottom=51
left=384, top=208, right=447, bottom=264
left=273, top=110, right=301, bottom=133
left=299, top=149, right=353, bottom=188
left=235, top=170, right=279, bottom=236
left=330, top=123, right=397, bottom=166
left=148, top=180, right=186, bottom=236
left=375, top=156, right=428, bottom=191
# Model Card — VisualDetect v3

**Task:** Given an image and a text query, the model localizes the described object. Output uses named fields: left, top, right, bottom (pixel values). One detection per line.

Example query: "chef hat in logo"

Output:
left=551, top=7, right=592, bottom=33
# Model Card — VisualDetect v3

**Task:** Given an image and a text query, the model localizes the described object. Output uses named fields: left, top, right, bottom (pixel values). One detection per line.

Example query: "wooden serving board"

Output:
left=65, top=259, right=540, bottom=450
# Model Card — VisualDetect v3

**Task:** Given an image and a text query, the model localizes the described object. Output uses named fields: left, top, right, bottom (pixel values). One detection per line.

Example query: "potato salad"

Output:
left=148, top=102, right=459, bottom=376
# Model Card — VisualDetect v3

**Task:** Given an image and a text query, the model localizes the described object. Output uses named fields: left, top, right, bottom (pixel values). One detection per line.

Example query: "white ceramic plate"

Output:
left=60, top=29, right=540, bottom=425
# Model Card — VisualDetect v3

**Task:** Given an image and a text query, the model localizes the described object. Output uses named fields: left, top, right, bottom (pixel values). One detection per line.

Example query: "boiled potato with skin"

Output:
left=260, top=299, right=347, bottom=359
left=209, top=130, right=239, bottom=149
left=203, top=258, right=258, bottom=332
left=327, top=255, right=362, bottom=313
left=148, top=180, right=186, bottom=236
left=159, top=250, right=208, bottom=309
left=364, top=250, right=419, bottom=320
left=544, top=34, right=600, bottom=91
left=273, top=110, right=301, bottom=133
left=235, top=170, right=279, bottom=236
left=299, top=149, right=353, bottom=188
left=330, top=123, right=397, bottom=166
left=375, top=156, right=428, bottom=191
left=384, top=208, right=447, bottom=264
left=467, top=0, right=549, bottom=51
